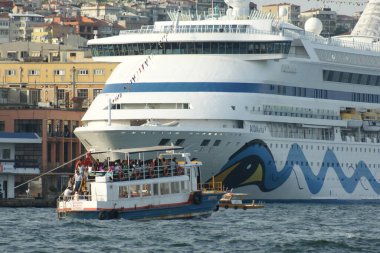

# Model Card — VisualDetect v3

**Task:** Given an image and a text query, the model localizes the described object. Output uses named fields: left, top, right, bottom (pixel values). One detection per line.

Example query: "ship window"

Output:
left=160, top=182, right=170, bottom=195
left=158, top=138, right=170, bottom=146
left=175, top=139, right=185, bottom=146
left=351, top=73, right=360, bottom=84
left=360, top=75, right=368, bottom=85
left=201, top=139, right=210, bottom=146
left=213, top=140, right=221, bottom=146
left=171, top=182, right=180, bottom=194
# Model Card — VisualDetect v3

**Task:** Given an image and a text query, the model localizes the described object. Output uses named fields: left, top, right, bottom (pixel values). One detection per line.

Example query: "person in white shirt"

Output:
left=74, top=170, right=82, bottom=192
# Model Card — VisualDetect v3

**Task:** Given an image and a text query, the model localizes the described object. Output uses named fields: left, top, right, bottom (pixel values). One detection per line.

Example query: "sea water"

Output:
left=0, top=203, right=379, bottom=252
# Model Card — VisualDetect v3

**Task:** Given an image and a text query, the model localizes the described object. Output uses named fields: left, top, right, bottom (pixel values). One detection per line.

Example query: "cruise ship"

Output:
left=75, top=0, right=380, bottom=201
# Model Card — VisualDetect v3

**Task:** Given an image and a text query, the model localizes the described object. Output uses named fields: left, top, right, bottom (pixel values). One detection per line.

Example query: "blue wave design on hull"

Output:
left=216, top=140, right=380, bottom=195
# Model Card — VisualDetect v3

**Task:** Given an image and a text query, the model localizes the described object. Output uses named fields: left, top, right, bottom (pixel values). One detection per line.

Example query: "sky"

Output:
left=255, top=0, right=368, bottom=15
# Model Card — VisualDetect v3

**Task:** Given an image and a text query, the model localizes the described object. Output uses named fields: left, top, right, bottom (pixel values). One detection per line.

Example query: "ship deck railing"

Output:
left=117, top=23, right=380, bottom=54
left=119, top=25, right=279, bottom=37
left=283, top=29, right=380, bottom=53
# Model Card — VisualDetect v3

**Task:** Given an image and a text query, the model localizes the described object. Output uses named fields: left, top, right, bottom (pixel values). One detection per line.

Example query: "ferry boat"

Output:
left=74, top=0, right=380, bottom=202
left=56, top=146, right=224, bottom=220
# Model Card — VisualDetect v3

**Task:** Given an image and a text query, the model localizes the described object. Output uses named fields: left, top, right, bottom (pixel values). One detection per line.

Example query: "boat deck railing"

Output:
left=199, top=182, right=224, bottom=192
left=88, top=164, right=191, bottom=183
left=58, top=194, right=100, bottom=202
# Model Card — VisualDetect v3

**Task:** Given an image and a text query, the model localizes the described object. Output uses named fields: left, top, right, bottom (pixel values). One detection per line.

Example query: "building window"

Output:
left=2, top=149, right=10, bottom=159
left=28, top=69, right=40, bottom=76
left=57, top=89, right=65, bottom=100
left=53, top=69, right=65, bottom=76
left=0, top=121, right=4, bottom=132
left=78, top=69, right=88, bottom=75
left=94, top=69, right=104, bottom=75
left=77, top=89, right=88, bottom=98
left=14, top=119, right=42, bottom=136
left=93, top=89, right=102, bottom=99
left=6, top=69, right=16, bottom=76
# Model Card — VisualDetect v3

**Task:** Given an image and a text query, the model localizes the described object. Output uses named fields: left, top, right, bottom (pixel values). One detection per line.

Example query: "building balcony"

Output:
left=47, top=131, right=75, bottom=138
left=0, top=160, right=40, bottom=174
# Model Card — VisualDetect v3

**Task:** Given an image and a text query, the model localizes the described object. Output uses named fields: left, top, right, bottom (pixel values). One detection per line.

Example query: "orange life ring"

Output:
left=176, top=166, right=184, bottom=176
left=149, top=167, right=156, bottom=178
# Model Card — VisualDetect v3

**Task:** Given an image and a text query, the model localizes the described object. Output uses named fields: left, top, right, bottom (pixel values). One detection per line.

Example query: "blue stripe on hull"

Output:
left=103, top=82, right=380, bottom=104
left=59, top=194, right=221, bottom=220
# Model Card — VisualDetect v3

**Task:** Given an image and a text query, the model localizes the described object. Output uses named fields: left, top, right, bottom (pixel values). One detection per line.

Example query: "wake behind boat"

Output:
left=57, top=146, right=224, bottom=220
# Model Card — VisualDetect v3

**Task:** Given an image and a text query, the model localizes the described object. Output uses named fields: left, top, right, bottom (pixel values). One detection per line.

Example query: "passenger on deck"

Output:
left=98, top=163, right=104, bottom=172
left=108, top=162, right=115, bottom=172
left=74, top=170, right=82, bottom=192
left=114, top=162, right=124, bottom=179
left=78, top=161, right=84, bottom=176
left=93, top=159, right=100, bottom=171
left=67, top=176, right=74, bottom=189
left=170, top=157, right=177, bottom=173
left=63, top=186, right=73, bottom=200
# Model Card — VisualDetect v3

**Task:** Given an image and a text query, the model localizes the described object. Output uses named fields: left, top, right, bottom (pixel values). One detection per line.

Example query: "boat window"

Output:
left=142, top=184, right=151, bottom=197
left=129, top=185, right=140, bottom=197
left=171, top=182, right=180, bottom=194
left=119, top=186, right=129, bottom=198
left=160, top=182, right=170, bottom=195
left=153, top=183, right=159, bottom=195
left=181, top=181, right=187, bottom=192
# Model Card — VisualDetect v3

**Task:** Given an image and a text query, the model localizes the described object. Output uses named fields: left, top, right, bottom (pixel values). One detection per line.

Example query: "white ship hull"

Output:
left=76, top=123, right=380, bottom=201
left=76, top=0, right=380, bottom=201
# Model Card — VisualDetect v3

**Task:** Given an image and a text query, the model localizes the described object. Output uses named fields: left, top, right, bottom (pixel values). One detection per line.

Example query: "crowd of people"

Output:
left=63, top=153, right=182, bottom=199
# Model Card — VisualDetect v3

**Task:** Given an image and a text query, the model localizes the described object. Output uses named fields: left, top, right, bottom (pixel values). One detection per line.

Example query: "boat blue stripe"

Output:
left=103, top=82, right=380, bottom=104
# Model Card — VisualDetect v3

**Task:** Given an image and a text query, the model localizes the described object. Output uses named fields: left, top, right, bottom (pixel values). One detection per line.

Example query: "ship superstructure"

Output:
left=75, top=0, right=380, bottom=201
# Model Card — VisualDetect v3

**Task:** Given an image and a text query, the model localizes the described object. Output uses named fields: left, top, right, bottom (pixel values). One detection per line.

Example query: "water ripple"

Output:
left=0, top=204, right=378, bottom=252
